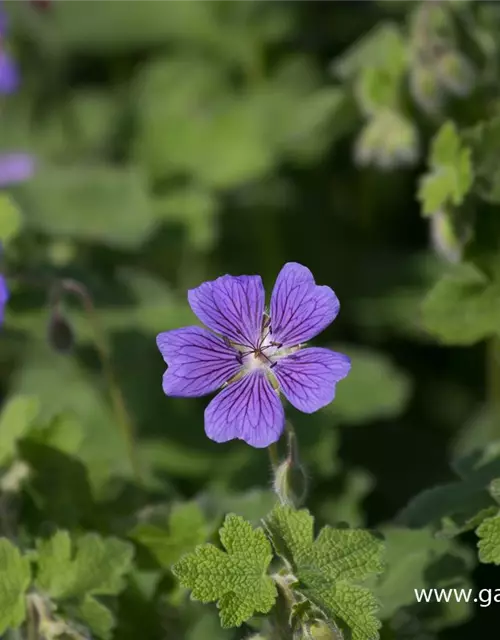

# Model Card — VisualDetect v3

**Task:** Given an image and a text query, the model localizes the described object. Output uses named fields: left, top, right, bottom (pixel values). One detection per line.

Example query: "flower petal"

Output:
left=205, top=371, right=285, bottom=448
left=0, top=153, right=35, bottom=187
left=273, top=347, right=351, bottom=413
left=0, top=51, right=19, bottom=95
left=156, top=326, right=242, bottom=398
left=188, top=274, right=264, bottom=348
left=270, top=262, right=339, bottom=347
left=0, top=274, right=9, bottom=326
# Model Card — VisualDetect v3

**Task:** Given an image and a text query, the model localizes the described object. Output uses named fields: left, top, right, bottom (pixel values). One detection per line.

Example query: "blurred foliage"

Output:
left=2, top=0, right=500, bottom=639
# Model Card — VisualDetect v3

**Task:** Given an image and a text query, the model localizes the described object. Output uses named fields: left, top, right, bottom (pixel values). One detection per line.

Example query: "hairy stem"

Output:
left=268, top=442, right=280, bottom=471
left=26, top=598, right=38, bottom=640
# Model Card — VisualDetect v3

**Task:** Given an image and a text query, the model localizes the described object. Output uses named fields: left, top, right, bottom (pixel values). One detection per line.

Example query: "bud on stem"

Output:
left=272, top=422, right=307, bottom=507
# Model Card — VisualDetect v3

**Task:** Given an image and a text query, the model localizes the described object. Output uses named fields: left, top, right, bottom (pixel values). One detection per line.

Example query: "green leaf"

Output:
left=153, top=187, right=218, bottom=250
left=375, top=528, right=473, bottom=619
left=130, top=502, right=209, bottom=568
left=328, top=345, right=411, bottom=424
left=264, top=505, right=314, bottom=567
left=354, top=110, right=419, bottom=170
left=0, top=539, right=31, bottom=635
left=265, top=506, right=384, bottom=640
left=397, top=454, right=500, bottom=532
left=477, top=513, right=500, bottom=564
left=334, top=23, right=407, bottom=80
left=418, top=122, right=473, bottom=216
left=0, top=194, right=23, bottom=246
left=173, top=514, right=277, bottom=628
left=73, top=596, right=115, bottom=640
left=356, top=66, right=401, bottom=116
left=36, top=530, right=134, bottom=599
left=463, top=115, right=500, bottom=203
left=301, top=576, right=380, bottom=640
left=11, top=342, right=132, bottom=490
left=49, top=1, right=219, bottom=52
left=0, top=395, right=39, bottom=466
left=421, top=263, right=500, bottom=344
left=18, top=165, right=155, bottom=248
left=134, top=57, right=274, bottom=188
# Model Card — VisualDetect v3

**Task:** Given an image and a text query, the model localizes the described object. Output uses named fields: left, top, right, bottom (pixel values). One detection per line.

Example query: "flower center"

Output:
left=241, top=327, right=282, bottom=373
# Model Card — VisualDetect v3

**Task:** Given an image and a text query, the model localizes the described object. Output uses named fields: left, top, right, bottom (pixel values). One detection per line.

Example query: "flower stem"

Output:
left=26, top=596, right=38, bottom=640
left=268, top=442, right=280, bottom=471
left=58, top=279, right=142, bottom=483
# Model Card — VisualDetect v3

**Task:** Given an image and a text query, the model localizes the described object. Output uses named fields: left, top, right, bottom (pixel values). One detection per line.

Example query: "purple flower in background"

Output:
left=156, top=263, right=351, bottom=448
left=0, top=49, right=18, bottom=94
left=0, top=273, right=8, bottom=327
left=0, top=3, right=19, bottom=95
left=0, top=153, right=35, bottom=187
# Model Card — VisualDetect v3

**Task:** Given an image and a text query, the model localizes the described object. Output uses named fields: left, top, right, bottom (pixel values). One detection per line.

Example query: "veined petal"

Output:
left=273, top=347, right=350, bottom=413
left=204, top=371, right=285, bottom=448
left=188, top=274, right=264, bottom=348
left=156, top=326, right=242, bottom=398
left=270, top=262, right=339, bottom=347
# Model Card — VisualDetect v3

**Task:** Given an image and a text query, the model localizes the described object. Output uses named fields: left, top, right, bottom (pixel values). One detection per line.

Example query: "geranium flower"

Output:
left=0, top=48, right=18, bottom=94
left=0, top=273, right=8, bottom=326
left=156, top=263, right=351, bottom=448
left=0, top=3, right=18, bottom=95
left=0, top=153, right=35, bottom=187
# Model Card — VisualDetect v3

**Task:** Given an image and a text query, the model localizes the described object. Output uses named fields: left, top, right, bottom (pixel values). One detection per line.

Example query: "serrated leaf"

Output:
left=130, top=502, right=208, bottom=568
left=477, top=514, right=500, bottom=564
left=300, top=574, right=381, bottom=640
left=0, top=194, right=23, bottom=246
left=0, top=539, right=31, bottom=635
left=173, top=514, right=277, bottom=628
left=73, top=596, right=115, bottom=640
left=36, top=530, right=134, bottom=600
left=264, top=506, right=314, bottom=567
left=0, top=394, right=39, bottom=465
left=421, top=263, right=500, bottom=344
left=418, top=122, right=473, bottom=216
left=463, top=115, right=500, bottom=203
left=265, top=506, right=384, bottom=640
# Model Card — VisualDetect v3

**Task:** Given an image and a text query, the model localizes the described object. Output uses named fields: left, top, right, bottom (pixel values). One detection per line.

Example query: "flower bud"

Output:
left=300, top=620, right=344, bottom=640
left=47, top=308, right=75, bottom=353
left=273, top=456, right=308, bottom=507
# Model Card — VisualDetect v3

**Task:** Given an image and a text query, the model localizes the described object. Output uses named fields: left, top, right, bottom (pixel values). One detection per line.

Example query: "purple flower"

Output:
left=0, top=48, right=18, bottom=94
left=0, top=153, right=35, bottom=187
left=0, top=273, right=8, bottom=326
left=0, top=0, right=20, bottom=94
left=156, top=263, right=351, bottom=448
